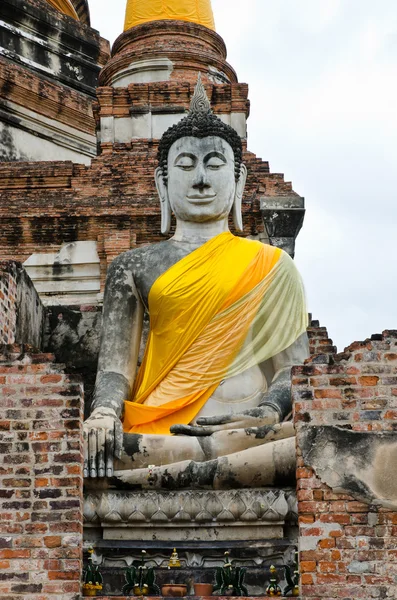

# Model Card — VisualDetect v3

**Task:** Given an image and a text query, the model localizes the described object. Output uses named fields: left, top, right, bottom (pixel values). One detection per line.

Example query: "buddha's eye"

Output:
left=175, top=157, right=195, bottom=170
left=206, top=158, right=226, bottom=170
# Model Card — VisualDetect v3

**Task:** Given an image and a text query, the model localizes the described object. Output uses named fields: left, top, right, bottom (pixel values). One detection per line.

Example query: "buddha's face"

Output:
left=165, top=136, right=237, bottom=223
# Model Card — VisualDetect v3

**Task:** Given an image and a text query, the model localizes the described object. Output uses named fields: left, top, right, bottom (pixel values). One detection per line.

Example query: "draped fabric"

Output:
left=46, top=0, right=79, bottom=19
left=124, top=0, right=215, bottom=31
left=123, top=232, right=308, bottom=435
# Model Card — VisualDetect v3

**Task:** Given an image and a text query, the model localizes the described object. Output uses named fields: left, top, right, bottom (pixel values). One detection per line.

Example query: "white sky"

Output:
left=89, top=0, right=397, bottom=351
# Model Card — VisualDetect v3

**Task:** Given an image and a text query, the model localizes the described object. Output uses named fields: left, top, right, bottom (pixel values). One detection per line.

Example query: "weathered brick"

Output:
left=0, top=344, right=84, bottom=597
left=301, top=560, right=317, bottom=572
left=294, top=329, right=397, bottom=600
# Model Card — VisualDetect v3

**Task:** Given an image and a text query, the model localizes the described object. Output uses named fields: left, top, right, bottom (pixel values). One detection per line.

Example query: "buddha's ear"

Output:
left=233, top=163, right=247, bottom=233
left=155, top=167, right=172, bottom=235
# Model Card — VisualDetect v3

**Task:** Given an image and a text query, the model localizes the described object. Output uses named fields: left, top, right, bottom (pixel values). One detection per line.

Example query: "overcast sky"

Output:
left=90, top=0, right=397, bottom=351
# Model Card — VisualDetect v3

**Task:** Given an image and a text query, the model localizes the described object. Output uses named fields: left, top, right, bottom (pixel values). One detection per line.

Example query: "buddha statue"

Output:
left=83, top=77, right=309, bottom=489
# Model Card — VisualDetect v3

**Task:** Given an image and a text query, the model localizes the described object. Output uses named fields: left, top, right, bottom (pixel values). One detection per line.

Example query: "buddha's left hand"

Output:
left=170, top=405, right=280, bottom=436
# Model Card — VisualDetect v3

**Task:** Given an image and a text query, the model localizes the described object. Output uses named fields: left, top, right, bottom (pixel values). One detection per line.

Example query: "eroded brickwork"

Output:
left=99, top=20, right=237, bottom=87
left=0, top=262, right=17, bottom=345
left=95, top=81, right=249, bottom=122
left=294, top=331, right=397, bottom=599
left=0, top=57, right=96, bottom=136
left=307, top=320, right=337, bottom=357
left=0, top=345, right=84, bottom=599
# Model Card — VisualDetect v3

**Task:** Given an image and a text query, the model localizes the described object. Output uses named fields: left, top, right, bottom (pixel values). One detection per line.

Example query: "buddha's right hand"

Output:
left=83, top=407, right=123, bottom=478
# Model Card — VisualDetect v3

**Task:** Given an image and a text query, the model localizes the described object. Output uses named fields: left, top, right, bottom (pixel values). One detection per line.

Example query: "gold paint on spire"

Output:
left=124, top=0, right=215, bottom=32
left=46, top=0, right=79, bottom=20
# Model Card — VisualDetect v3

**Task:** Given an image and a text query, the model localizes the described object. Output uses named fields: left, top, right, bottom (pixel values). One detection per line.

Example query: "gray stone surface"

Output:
left=112, top=57, right=174, bottom=86
left=0, top=0, right=108, bottom=163
left=15, top=264, right=45, bottom=349
left=0, top=0, right=106, bottom=96
left=84, top=488, right=293, bottom=541
left=24, top=241, right=101, bottom=305
left=0, top=101, right=96, bottom=164
left=300, top=425, right=397, bottom=510
left=0, top=261, right=44, bottom=348
left=260, top=195, right=305, bottom=258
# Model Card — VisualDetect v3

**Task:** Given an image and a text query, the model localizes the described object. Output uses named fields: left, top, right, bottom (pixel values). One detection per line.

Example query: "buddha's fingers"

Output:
left=88, top=428, right=97, bottom=478
left=245, top=421, right=295, bottom=441
left=97, top=428, right=106, bottom=478
left=196, top=415, right=232, bottom=426
left=197, top=406, right=280, bottom=430
left=113, top=418, right=124, bottom=459
left=83, top=429, right=89, bottom=478
left=106, top=428, right=115, bottom=478
left=170, top=424, right=216, bottom=436
left=196, top=415, right=261, bottom=430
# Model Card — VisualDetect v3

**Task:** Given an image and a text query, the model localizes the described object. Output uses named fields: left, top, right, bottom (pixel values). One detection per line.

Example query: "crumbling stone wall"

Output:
left=0, top=262, right=17, bottom=344
left=44, top=304, right=102, bottom=419
left=0, top=261, right=44, bottom=348
left=0, top=345, right=84, bottom=599
left=307, top=319, right=337, bottom=357
left=294, top=330, right=397, bottom=599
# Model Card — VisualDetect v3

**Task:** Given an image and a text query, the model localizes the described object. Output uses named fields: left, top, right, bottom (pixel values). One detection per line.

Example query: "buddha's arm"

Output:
left=84, top=254, right=144, bottom=478
left=259, top=332, right=310, bottom=420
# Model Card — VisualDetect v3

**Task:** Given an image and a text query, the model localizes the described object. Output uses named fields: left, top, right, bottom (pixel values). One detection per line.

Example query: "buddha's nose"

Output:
left=192, top=165, right=210, bottom=189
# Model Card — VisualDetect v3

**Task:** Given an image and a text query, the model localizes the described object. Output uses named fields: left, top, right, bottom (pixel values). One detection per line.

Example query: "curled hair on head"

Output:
left=157, top=74, right=243, bottom=185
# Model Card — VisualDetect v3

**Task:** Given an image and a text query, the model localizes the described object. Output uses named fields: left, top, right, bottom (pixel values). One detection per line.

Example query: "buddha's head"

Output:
left=156, top=75, right=247, bottom=234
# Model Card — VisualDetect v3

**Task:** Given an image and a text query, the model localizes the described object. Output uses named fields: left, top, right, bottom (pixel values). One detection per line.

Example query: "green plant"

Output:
left=213, top=551, right=248, bottom=596
left=82, top=547, right=103, bottom=592
left=283, top=551, right=300, bottom=597
left=123, top=550, right=160, bottom=596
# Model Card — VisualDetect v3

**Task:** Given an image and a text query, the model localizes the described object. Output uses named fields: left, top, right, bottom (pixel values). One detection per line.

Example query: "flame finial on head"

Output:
left=189, top=73, right=212, bottom=115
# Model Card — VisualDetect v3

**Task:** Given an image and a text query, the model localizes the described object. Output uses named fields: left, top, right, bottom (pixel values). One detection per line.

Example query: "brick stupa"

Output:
left=0, top=0, right=304, bottom=300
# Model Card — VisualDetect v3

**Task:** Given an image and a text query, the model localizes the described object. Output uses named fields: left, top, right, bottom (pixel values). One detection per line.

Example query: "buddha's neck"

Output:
left=172, top=218, right=229, bottom=244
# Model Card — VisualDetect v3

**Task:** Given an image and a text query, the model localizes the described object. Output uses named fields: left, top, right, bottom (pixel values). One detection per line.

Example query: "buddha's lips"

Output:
left=187, top=194, right=217, bottom=204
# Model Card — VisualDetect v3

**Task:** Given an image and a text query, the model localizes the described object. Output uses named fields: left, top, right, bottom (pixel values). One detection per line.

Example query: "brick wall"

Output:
left=95, top=81, right=250, bottom=123
left=0, top=58, right=96, bottom=137
left=0, top=345, right=84, bottom=599
left=293, top=330, right=397, bottom=599
left=0, top=261, right=44, bottom=349
left=0, top=143, right=295, bottom=283
left=99, top=20, right=237, bottom=87
left=307, top=319, right=337, bottom=357
left=0, top=262, right=17, bottom=345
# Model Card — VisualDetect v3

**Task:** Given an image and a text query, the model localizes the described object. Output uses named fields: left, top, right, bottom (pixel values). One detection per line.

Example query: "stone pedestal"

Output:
left=84, top=488, right=298, bottom=596
left=84, top=488, right=295, bottom=541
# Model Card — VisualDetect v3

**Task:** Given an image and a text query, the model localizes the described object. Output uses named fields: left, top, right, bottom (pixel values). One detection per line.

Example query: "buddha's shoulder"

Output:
left=107, top=241, right=187, bottom=273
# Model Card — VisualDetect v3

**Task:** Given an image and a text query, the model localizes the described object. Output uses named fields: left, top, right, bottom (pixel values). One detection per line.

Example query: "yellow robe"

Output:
left=124, top=0, right=215, bottom=31
left=46, top=0, right=79, bottom=19
left=123, top=232, right=307, bottom=435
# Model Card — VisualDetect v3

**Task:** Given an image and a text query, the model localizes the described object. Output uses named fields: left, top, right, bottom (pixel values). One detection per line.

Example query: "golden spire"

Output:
left=46, top=0, right=79, bottom=20
left=124, top=0, right=215, bottom=32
